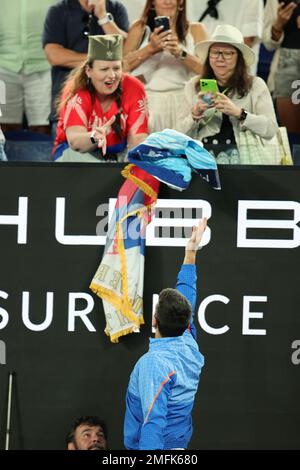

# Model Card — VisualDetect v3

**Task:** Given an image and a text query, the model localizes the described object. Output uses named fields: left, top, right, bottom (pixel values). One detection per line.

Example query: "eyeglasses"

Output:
left=82, top=13, right=93, bottom=37
left=209, top=49, right=237, bottom=60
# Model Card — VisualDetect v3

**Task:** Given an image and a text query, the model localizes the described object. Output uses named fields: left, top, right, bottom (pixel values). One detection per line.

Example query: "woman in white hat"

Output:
left=53, top=34, right=148, bottom=162
left=180, top=24, right=280, bottom=164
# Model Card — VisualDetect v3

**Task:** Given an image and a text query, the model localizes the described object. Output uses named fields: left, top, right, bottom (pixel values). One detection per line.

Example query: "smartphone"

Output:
left=200, top=79, right=219, bottom=106
left=154, top=16, right=170, bottom=32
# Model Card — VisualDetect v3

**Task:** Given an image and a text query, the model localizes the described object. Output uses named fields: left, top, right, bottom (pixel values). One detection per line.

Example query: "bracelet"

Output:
left=191, top=111, right=203, bottom=121
left=191, top=110, right=204, bottom=121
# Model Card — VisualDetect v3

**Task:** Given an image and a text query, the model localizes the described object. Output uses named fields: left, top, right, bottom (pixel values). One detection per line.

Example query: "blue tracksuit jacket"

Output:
left=124, top=264, right=205, bottom=450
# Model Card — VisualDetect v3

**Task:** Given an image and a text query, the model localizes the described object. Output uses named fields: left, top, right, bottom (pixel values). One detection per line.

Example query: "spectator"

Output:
left=66, top=416, right=108, bottom=450
left=180, top=25, right=280, bottom=164
left=186, top=0, right=264, bottom=74
left=42, top=0, right=129, bottom=129
left=124, top=219, right=206, bottom=450
left=0, top=0, right=54, bottom=135
left=123, top=0, right=208, bottom=133
left=263, top=0, right=300, bottom=134
left=53, top=34, right=148, bottom=162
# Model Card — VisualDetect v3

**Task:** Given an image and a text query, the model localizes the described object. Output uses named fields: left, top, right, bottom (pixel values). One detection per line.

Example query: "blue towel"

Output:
left=128, top=129, right=221, bottom=190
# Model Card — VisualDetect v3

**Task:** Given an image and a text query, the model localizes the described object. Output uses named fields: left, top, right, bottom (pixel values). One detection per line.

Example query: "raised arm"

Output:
left=93, top=0, right=129, bottom=39
left=176, top=219, right=207, bottom=339
left=162, top=22, right=208, bottom=76
left=263, top=0, right=297, bottom=50
left=123, top=21, right=167, bottom=73
left=184, top=218, right=207, bottom=265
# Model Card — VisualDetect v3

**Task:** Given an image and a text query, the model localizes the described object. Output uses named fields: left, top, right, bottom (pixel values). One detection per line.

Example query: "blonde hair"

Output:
left=57, top=61, right=91, bottom=114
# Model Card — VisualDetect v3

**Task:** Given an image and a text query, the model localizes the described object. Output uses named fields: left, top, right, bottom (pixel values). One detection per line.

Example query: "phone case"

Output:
left=200, top=79, right=219, bottom=94
left=154, top=16, right=170, bottom=32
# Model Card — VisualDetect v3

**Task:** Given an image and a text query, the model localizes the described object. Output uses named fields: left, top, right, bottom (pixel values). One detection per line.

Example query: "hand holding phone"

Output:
left=200, top=79, right=219, bottom=106
left=154, top=16, right=171, bottom=32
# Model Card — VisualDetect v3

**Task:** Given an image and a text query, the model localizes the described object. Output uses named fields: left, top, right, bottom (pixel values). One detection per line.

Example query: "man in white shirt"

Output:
left=186, top=0, right=264, bottom=73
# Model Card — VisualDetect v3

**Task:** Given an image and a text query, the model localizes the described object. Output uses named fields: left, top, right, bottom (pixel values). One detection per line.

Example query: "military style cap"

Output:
left=88, top=34, right=123, bottom=61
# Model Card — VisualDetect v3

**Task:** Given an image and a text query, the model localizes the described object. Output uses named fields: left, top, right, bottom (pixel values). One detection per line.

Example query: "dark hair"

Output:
left=201, top=47, right=253, bottom=98
left=57, top=60, right=123, bottom=139
left=155, top=288, right=192, bottom=337
left=140, top=0, right=188, bottom=43
left=66, top=416, right=108, bottom=445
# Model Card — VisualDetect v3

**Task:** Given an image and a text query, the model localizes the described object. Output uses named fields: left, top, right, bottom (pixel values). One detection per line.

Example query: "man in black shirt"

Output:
left=42, top=0, right=129, bottom=126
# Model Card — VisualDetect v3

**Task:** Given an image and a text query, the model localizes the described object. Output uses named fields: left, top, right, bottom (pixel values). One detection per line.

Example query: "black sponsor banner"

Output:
left=0, top=163, right=299, bottom=450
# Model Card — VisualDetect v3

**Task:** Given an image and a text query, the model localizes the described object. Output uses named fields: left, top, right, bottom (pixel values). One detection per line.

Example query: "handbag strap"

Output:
left=277, top=127, right=293, bottom=165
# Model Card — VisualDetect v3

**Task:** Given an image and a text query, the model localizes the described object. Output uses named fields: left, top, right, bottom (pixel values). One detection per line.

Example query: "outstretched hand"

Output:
left=276, top=2, right=297, bottom=30
left=186, top=218, right=207, bottom=253
left=93, top=114, right=116, bottom=155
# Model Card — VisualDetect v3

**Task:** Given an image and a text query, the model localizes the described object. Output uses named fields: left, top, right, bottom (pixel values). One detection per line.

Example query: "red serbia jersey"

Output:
left=54, top=74, right=148, bottom=155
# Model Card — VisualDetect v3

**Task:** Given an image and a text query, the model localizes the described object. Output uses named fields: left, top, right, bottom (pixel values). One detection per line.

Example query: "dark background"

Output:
left=0, top=164, right=299, bottom=449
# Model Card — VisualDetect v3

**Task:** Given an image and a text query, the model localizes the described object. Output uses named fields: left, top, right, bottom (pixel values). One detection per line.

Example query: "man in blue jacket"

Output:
left=124, top=219, right=207, bottom=450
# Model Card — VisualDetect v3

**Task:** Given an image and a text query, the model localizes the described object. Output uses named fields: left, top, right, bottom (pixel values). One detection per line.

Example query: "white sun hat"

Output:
left=195, top=24, right=256, bottom=67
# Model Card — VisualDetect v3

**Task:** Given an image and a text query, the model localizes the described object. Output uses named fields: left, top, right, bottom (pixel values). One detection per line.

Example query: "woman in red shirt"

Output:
left=53, top=34, right=149, bottom=162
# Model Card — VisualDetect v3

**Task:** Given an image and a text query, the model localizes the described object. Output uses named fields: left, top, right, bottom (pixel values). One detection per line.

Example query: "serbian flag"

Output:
left=90, top=165, right=159, bottom=343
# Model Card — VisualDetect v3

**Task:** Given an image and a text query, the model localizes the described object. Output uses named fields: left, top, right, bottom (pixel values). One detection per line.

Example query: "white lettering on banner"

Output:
left=146, top=199, right=211, bottom=247
left=0, top=290, right=269, bottom=335
left=0, top=291, right=9, bottom=329
left=0, top=291, right=97, bottom=332
left=3, top=198, right=300, bottom=248
left=198, top=295, right=267, bottom=335
left=0, top=340, right=5, bottom=365
left=198, top=295, right=230, bottom=335
left=237, top=201, right=300, bottom=248
left=55, top=198, right=107, bottom=245
left=68, top=293, right=96, bottom=332
left=242, top=296, right=267, bottom=335
left=291, top=340, right=300, bottom=365
left=56, top=197, right=211, bottom=247
left=0, top=197, right=27, bottom=244
left=22, top=292, right=54, bottom=331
